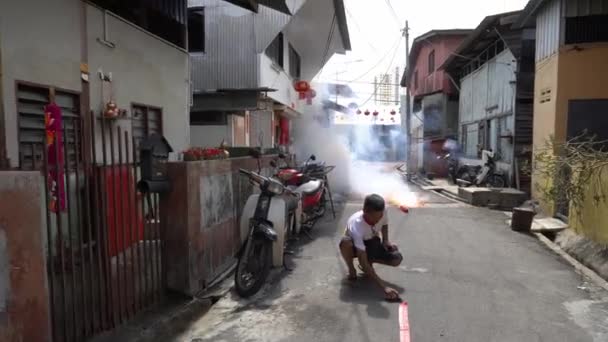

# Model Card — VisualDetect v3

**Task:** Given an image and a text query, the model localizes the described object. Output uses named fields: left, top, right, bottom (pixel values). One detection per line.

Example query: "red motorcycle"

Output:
left=270, top=154, right=336, bottom=234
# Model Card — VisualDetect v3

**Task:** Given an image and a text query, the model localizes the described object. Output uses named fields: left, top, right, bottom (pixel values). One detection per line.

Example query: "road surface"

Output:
left=175, top=185, right=608, bottom=342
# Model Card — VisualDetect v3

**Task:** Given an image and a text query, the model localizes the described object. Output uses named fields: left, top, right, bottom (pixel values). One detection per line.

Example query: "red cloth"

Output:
left=279, top=118, right=290, bottom=145
left=45, top=103, right=65, bottom=212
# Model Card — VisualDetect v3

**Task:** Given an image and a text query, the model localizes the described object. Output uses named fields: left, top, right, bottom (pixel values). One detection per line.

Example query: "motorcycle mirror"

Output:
left=310, top=154, right=316, bottom=161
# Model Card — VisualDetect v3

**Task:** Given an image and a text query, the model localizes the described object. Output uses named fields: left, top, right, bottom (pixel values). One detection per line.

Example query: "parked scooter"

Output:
left=270, top=154, right=336, bottom=233
left=457, top=150, right=506, bottom=188
left=235, top=150, right=298, bottom=297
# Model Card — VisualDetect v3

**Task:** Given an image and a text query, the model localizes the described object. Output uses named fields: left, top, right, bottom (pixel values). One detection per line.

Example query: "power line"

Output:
left=318, top=13, right=337, bottom=76
left=344, top=6, right=380, bottom=54
left=384, top=0, right=401, bottom=25
left=341, top=35, right=402, bottom=83
left=358, top=36, right=403, bottom=107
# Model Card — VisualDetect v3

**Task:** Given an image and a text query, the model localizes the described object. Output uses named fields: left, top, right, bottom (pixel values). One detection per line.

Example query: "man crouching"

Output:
left=339, top=194, right=403, bottom=300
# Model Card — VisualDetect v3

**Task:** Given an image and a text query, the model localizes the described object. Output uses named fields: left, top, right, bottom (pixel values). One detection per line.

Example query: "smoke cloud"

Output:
left=292, top=93, right=418, bottom=205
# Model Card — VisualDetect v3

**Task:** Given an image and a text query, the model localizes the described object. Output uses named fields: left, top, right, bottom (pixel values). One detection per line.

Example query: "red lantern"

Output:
left=373, top=110, right=379, bottom=116
left=390, top=110, right=397, bottom=115
left=356, top=110, right=362, bottom=115
left=294, top=81, right=311, bottom=100
left=364, top=110, right=370, bottom=116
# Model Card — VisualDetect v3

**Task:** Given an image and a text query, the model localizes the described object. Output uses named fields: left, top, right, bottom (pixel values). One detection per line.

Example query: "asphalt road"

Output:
left=176, top=186, right=608, bottom=342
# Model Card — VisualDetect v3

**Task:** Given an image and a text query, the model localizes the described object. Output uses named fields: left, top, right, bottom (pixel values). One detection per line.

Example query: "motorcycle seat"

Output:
left=295, top=179, right=323, bottom=196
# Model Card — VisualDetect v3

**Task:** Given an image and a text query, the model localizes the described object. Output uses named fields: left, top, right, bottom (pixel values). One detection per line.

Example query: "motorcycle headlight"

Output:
left=266, top=179, right=285, bottom=195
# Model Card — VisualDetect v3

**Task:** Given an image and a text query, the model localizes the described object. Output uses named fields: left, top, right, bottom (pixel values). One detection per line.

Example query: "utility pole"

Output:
left=394, top=67, right=399, bottom=105
left=402, top=20, right=411, bottom=168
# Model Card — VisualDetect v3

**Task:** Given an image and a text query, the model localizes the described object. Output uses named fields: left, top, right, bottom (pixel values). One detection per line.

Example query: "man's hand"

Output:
left=384, top=286, right=399, bottom=300
left=384, top=241, right=398, bottom=252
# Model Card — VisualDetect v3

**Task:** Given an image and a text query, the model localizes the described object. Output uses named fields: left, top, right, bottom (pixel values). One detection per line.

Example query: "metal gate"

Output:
left=20, top=108, right=165, bottom=341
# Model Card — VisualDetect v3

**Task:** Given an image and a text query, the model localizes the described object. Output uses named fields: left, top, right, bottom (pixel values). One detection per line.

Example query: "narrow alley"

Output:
left=155, top=186, right=608, bottom=342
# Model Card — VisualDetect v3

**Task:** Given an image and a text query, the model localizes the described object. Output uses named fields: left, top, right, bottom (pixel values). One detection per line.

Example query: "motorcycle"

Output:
left=457, top=150, right=506, bottom=188
left=235, top=150, right=299, bottom=297
left=270, top=154, right=336, bottom=233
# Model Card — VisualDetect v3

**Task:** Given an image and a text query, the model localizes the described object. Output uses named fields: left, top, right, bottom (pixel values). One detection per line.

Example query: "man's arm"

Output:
left=381, top=224, right=389, bottom=245
left=356, top=249, right=386, bottom=289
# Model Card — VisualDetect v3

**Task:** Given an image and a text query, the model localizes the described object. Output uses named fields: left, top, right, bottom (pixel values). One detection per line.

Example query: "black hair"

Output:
left=363, top=194, right=385, bottom=212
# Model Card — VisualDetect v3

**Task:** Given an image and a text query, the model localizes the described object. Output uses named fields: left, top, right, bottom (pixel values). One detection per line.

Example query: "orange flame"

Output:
left=387, top=192, right=424, bottom=209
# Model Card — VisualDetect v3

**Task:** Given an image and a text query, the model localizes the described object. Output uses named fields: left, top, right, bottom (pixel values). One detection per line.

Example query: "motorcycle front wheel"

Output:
left=487, top=174, right=506, bottom=188
left=234, top=237, right=272, bottom=297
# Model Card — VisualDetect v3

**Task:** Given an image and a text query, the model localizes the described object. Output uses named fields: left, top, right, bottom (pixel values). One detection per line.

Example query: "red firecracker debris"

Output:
left=399, top=205, right=409, bottom=213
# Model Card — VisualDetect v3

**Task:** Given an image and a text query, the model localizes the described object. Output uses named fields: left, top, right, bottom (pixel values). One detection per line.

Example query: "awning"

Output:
left=223, top=0, right=291, bottom=15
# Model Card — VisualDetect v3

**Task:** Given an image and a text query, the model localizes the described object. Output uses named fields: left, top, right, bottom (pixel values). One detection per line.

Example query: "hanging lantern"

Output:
left=373, top=110, right=379, bottom=116
left=390, top=110, right=397, bottom=115
left=356, top=109, right=362, bottom=115
left=364, top=110, right=370, bottom=116
left=294, top=81, right=311, bottom=100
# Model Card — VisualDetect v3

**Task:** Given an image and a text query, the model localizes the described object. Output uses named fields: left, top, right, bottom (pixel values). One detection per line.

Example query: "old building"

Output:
left=443, top=11, right=536, bottom=192
left=188, top=0, right=351, bottom=149
left=516, top=0, right=608, bottom=239
left=401, top=29, right=472, bottom=176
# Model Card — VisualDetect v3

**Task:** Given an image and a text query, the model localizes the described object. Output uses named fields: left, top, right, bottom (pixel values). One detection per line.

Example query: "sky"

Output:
left=316, top=0, right=530, bottom=107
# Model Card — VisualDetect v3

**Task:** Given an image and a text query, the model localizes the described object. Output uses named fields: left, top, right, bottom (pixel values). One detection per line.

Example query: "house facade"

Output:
left=188, top=0, right=351, bottom=150
left=401, top=29, right=471, bottom=175
left=516, top=0, right=608, bottom=241
left=443, top=11, right=536, bottom=192
left=0, top=0, right=191, bottom=170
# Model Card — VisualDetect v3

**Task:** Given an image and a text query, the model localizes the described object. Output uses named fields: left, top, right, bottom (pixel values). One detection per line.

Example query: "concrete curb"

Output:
left=534, top=232, right=608, bottom=293
left=410, top=178, right=469, bottom=204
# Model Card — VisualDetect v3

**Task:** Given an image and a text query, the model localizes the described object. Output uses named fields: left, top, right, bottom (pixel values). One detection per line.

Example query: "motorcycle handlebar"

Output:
left=238, top=168, right=265, bottom=184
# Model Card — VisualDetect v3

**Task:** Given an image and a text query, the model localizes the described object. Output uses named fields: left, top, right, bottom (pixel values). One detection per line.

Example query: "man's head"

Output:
left=363, top=194, right=385, bottom=225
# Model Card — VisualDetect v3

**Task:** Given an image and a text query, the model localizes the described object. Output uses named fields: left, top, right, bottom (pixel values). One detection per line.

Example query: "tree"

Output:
left=528, top=134, right=608, bottom=221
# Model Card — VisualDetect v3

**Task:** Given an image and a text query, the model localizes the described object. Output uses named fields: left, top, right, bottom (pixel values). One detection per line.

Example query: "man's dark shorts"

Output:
left=342, top=236, right=402, bottom=263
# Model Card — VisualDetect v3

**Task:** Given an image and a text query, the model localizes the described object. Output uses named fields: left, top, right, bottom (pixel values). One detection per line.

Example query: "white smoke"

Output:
left=292, top=93, right=416, bottom=204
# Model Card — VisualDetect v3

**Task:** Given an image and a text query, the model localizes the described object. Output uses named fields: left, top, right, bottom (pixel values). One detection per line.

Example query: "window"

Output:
left=190, top=111, right=228, bottom=126
left=266, top=33, right=284, bottom=68
left=428, top=50, right=435, bottom=73
left=565, top=14, right=608, bottom=45
left=288, top=44, right=301, bottom=79
left=188, top=8, right=205, bottom=53
left=17, top=83, right=81, bottom=170
left=414, top=70, right=418, bottom=89
left=132, top=104, right=162, bottom=160
left=90, top=0, right=187, bottom=48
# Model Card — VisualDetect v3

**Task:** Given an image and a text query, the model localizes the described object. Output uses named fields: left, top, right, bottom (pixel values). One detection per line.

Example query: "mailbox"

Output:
left=137, top=133, right=173, bottom=193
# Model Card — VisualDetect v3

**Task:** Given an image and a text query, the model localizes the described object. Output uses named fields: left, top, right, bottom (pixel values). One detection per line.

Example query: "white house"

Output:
left=188, top=0, right=351, bottom=149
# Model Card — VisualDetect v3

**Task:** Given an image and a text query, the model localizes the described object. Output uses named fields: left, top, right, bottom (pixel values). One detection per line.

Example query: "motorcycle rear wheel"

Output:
left=234, top=238, right=272, bottom=297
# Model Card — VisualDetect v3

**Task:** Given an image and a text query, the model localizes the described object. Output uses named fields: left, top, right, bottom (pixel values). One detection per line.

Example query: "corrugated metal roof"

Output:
left=440, top=11, right=522, bottom=72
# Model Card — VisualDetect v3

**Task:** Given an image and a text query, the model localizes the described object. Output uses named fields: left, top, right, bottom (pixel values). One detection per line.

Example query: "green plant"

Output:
left=530, top=133, right=608, bottom=221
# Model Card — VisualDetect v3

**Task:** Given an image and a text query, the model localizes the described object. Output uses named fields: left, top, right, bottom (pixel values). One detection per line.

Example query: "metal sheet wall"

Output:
left=536, top=0, right=562, bottom=62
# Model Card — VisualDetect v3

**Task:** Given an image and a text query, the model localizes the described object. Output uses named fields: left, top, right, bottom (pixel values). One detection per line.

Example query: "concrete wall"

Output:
left=0, top=0, right=82, bottom=168
left=161, top=156, right=275, bottom=295
left=190, top=125, right=231, bottom=147
left=86, top=5, right=190, bottom=159
left=0, top=172, right=51, bottom=342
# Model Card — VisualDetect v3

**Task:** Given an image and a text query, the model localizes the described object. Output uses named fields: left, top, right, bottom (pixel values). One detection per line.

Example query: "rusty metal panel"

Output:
left=536, top=0, right=562, bottom=62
